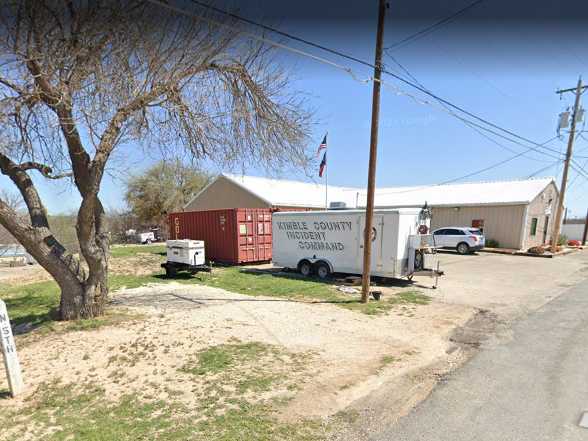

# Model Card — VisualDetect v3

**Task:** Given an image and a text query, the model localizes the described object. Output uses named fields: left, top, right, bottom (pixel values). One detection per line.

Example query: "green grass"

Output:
left=1, top=267, right=430, bottom=335
left=109, top=244, right=166, bottom=258
left=182, top=341, right=271, bottom=376
left=0, top=340, right=324, bottom=440
left=190, top=268, right=431, bottom=315
left=0, top=275, right=146, bottom=332
left=0, top=380, right=326, bottom=441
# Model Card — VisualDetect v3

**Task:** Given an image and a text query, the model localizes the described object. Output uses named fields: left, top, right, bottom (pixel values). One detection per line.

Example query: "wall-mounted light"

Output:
left=453, top=207, right=460, bottom=212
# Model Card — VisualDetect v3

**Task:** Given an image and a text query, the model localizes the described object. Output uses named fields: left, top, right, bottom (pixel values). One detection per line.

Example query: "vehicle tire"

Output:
left=315, top=262, right=331, bottom=280
left=298, top=260, right=313, bottom=277
left=456, top=242, right=470, bottom=255
left=165, top=265, right=177, bottom=278
left=145, top=239, right=152, bottom=245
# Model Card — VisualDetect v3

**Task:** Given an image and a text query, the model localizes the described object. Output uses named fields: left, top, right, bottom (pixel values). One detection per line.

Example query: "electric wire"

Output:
left=527, top=161, right=563, bottom=179
left=145, top=0, right=577, bottom=200
left=385, top=53, right=558, bottom=163
left=385, top=0, right=485, bottom=51
left=358, top=135, right=562, bottom=197
left=180, top=0, right=564, bottom=158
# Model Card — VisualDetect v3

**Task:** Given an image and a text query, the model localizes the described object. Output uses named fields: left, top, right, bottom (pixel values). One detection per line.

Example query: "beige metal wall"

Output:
left=521, top=182, right=559, bottom=249
left=431, top=204, right=526, bottom=249
left=184, top=176, right=271, bottom=211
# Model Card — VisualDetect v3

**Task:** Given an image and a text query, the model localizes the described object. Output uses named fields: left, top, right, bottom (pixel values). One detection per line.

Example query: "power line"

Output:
left=146, top=0, right=566, bottom=196
left=385, top=0, right=485, bottom=51
left=180, top=0, right=563, bottom=158
left=366, top=136, right=561, bottom=196
left=527, top=161, right=562, bottom=178
left=385, top=53, right=559, bottom=163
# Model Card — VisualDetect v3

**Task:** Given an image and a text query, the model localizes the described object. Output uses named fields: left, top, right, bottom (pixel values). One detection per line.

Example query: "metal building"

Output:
left=183, top=174, right=559, bottom=251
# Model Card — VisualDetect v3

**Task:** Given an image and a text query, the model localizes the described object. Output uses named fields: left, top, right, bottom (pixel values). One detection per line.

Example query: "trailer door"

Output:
left=360, top=215, right=384, bottom=271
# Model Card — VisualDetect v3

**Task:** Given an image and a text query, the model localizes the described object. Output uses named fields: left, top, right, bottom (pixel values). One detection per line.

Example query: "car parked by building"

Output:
left=432, top=227, right=485, bottom=254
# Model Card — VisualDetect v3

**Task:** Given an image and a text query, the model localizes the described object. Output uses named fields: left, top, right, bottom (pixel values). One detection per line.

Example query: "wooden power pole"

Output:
left=551, top=77, right=586, bottom=253
left=361, top=0, right=387, bottom=303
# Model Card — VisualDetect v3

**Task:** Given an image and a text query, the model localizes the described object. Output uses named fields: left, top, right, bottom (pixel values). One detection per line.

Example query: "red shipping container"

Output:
left=169, top=208, right=273, bottom=264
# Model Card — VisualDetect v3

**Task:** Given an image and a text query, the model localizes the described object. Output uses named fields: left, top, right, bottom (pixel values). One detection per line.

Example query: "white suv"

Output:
left=432, top=227, right=485, bottom=254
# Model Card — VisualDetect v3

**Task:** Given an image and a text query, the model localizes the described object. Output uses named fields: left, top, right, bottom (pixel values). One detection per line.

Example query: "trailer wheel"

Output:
left=315, top=262, right=331, bottom=280
left=145, top=238, right=152, bottom=245
left=165, top=265, right=177, bottom=278
left=298, top=260, right=313, bottom=277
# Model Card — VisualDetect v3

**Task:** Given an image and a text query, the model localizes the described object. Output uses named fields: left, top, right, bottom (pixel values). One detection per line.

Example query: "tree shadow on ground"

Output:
left=239, top=267, right=414, bottom=288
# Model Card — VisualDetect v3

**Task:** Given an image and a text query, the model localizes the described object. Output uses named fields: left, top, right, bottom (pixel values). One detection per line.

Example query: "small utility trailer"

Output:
left=272, top=208, right=443, bottom=287
left=161, top=239, right=211, bottom=277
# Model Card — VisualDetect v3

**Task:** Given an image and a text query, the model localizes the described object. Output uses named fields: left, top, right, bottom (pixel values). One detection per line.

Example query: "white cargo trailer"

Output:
left=272, top=209, right=440, bottom=282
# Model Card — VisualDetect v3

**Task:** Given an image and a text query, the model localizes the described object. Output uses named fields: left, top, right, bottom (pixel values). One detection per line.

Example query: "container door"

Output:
left=237, top=210, right=255, bottom=262
left=254, top=211, right=272, bottom=261
left=360, top=215, right=384, bottom=271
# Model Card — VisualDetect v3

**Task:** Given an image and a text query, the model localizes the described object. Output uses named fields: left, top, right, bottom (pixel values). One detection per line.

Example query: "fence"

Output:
left=561, top=224, right=585, bottom=242
left=0, top=244, right=34, bottom=265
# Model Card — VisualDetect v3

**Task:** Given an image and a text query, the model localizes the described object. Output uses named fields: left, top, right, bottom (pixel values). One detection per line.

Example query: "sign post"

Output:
left=0, top=300, right=24, bottom=397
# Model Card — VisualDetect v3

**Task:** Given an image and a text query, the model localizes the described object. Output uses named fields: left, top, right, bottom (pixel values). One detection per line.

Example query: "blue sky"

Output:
left=3, top=0, right=588, bottom=217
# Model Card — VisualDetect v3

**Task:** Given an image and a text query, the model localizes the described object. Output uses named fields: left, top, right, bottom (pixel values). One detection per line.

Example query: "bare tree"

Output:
left=0, top=189, right=23, bottom=212
left=0, top=1, right=312, bottom=320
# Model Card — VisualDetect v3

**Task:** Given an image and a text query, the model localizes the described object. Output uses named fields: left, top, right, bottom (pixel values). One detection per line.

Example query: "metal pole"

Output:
left=582, top=207, right=588, bottom=246
left=551, top=76, right=583, bottom=253
left=325, top=151, right=328, bottom=210
left=361, top=0, right=386, bottom=303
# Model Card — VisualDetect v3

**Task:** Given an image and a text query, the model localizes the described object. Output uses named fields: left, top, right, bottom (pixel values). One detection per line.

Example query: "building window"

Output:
left=472, top=219, right=485, bottom=232
left=530, top=218, right=538, bottom=236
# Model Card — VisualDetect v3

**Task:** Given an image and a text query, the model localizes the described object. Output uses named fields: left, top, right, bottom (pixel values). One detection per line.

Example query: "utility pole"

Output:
left=361, top=0, right=387, bottom=303
left=551, top=77, right=586, bottom=252
left=582, top=207, right=588, bottom=246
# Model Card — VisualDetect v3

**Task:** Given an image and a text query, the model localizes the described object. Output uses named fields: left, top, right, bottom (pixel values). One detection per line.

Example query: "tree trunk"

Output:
left=58, top=270, right=108, bottom=321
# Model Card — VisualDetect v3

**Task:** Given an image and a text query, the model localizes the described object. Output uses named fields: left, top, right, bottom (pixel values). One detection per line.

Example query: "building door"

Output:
left=543, top=215, right=550, bottom=244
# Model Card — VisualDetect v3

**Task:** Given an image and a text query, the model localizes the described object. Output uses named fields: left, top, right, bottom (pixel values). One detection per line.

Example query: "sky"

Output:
left=2, top=0, right=588, bottom=218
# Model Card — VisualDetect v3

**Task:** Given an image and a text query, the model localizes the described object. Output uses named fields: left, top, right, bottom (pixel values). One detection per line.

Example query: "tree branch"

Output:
left=0, top=151, right=49, bottom=228
left=17, top=161, right=72, bottom=179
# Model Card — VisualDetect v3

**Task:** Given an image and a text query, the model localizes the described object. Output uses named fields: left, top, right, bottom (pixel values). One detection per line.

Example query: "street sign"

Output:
left=0, top=300, right=24, bottom=397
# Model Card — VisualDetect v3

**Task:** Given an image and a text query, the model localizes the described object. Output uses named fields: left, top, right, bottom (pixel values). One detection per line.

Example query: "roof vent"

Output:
left=329, top=201, right=347, bottom=210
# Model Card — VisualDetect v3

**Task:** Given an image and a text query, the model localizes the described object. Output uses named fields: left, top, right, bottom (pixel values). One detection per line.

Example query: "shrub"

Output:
left=557, top=234, right=568, bottom=246
left=527, top=246, right=545, bottom=255
left=485, top=238, right=499, bottom=248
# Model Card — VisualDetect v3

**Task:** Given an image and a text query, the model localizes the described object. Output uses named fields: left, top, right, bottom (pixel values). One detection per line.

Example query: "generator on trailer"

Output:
left=271, top=208, right=442, bottom=285
left=161, top=240, right=210, bottom=277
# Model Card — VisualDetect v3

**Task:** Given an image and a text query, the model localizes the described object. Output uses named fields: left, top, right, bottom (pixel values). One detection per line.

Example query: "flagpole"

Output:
left=325, top=156, right=328, bottom=210
left=325, top=132, right=328, bottom=210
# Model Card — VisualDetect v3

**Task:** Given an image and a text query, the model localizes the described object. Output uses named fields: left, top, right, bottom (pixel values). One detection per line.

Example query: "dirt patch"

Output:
left=449, top=309, right=501, bottom=349
left=109, top=253, right=163, bottom=276
left=0, top=265, right=51, bottom=285
left=329, top=309, right=508, bottom=441
left=3, top=282, right=474, bottom=425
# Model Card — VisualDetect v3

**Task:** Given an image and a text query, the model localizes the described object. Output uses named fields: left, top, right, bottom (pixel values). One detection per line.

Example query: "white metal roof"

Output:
left=212, top=174, right=556, bottom=209
left=366, top=177, right=557, bottom=208
left=221, top=173, right=359, bottom=208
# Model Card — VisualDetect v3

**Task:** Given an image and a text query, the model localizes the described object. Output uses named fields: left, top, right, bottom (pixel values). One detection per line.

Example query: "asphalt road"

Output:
left=372, top=276, right=588, bottom=441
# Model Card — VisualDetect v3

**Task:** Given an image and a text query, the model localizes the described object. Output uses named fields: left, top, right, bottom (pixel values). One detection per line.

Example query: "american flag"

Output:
left=316, top=134, right=327, bottom=157
left=319, top=151, right=327, bottom=177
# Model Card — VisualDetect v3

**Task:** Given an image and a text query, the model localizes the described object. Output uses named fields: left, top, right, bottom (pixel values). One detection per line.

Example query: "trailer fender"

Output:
left=313, top=259, right=334, bottom=274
